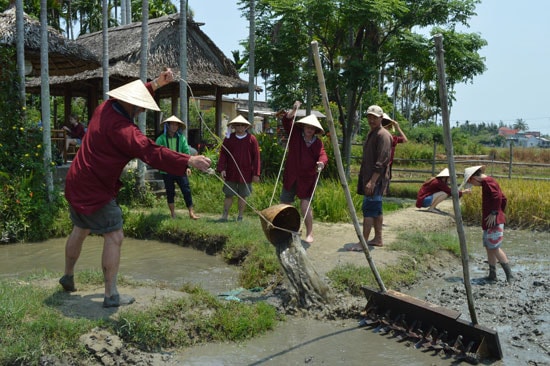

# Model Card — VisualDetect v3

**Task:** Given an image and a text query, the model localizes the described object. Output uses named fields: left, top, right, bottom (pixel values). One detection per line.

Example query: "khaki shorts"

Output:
left=223, top=181, right=252, bottom=198
left=69, top=200, right=123, bottom=235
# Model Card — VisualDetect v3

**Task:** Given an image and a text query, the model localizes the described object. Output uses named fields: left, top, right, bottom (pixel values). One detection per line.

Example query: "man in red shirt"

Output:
left=59, top=69, right=212, bottom=307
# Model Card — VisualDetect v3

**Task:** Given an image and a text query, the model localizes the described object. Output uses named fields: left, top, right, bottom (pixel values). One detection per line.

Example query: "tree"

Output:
left=513, top=118, right=528, bottom=132
left=240, top=0, right=487, bottom=175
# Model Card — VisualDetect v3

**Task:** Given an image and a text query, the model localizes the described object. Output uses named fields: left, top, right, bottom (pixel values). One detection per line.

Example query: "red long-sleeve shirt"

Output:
left=216, top=132, right=261, bottom=183
left=480, top=176, right=507, bottom=230
left=65, top=83, right=190, bottom=215
left=281, top=115, right=328, bottom=199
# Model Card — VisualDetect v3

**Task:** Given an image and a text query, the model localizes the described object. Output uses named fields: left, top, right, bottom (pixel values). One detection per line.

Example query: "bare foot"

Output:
left=189, top=213, right=200, bottom=220
left=367, top=240, right=383, bottom=247
left=305, top=235, right=314, bottom=243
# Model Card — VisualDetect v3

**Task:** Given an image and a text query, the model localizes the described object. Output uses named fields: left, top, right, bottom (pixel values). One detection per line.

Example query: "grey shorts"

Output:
left=69, top=199, right=123, bottom=235
left=280, top=184, right=312, bottom=203
left=223, top=181, right=252, bottom=198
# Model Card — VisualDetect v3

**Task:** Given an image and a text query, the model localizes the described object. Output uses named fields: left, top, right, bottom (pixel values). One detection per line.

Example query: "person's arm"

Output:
left=251, top=135, right=261, bottom=183
left=393, top=121, right=408, bottom=143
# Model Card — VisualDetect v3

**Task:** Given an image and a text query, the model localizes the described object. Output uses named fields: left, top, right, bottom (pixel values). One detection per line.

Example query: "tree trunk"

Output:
left=137, top=0, right=149, bottom=190
left=40, top=0, right=54, bottom=200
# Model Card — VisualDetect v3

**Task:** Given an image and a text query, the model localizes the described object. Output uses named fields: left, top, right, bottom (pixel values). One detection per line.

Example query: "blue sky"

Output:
left=184, top=1, right=550, bottom=135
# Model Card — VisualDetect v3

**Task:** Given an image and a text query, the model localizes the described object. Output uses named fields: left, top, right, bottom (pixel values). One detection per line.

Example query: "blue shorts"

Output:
left=421, top=195, right=433, bottom=208
left=362, top=195, right=383, bottom=218
left=483, top=224, right=504, bottom=249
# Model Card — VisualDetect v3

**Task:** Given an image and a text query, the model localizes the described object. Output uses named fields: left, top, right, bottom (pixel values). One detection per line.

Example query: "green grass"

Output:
left=327, top=230, right=461, bottom=296
left=0, top=277, right=94, bottom=365
left=0, top=273, right=280, bottom=365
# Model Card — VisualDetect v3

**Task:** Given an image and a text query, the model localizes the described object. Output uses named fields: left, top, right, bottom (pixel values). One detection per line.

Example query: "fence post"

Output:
left=508, top=138, right=515, bottom=179
left=432, top=140, right=437, bottom=176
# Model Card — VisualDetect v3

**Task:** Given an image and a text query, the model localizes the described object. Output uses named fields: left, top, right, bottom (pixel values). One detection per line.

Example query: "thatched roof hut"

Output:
left=0, top=7, right=100, bottom=76
left=27, top=12, right=254, bottom=98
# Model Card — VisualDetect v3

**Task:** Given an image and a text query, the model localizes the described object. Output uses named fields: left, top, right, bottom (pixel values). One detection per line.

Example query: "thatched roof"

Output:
left=27, top=12, right=255, bottom=98
left=0, top=7, right=100, bottom=76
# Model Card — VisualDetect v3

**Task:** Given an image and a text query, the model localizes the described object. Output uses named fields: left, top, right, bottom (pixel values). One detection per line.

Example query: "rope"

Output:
left=269, top=109, right=298, bottom=206
left=302, top=167, right=322, bottom=222
left=205, top=168, right=298, bottom=236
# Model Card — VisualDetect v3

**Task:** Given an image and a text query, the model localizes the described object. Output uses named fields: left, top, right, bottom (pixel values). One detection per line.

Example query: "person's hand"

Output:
left=293, top=101, right=301, bottom=110
left=221, top=170, right=226, bottom=179
left=156, top=68, right=174, bottom=88
left=485, top=213, right=497, bottom=227
left=316, top=162, right=324, bottom=172
left=365, top=180, right=375, bottom=196
left=252, top=175, right=260, bottom=183
left=188, top=155, right=211, bottom=172
left=186, top=168, right=192, bottom=176
left=462, top=188, right=472, bottom=194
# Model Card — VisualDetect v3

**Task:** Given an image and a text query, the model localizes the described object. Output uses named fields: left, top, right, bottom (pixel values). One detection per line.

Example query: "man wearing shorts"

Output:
left=349, top=105, right=392, bottom=251
left=462, top=165, right=513, bottom=282
left=59, top=70, right=212, bottom=307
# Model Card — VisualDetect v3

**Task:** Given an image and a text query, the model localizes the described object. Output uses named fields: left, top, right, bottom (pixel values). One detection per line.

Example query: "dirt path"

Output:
left=304, top=199, right=457, bottom=278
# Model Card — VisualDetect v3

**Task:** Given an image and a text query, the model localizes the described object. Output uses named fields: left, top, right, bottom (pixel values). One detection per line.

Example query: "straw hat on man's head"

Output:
left=366, top=105, right=383, bottom=117
left=227, top=115, right=251, bottom=128
left=107, top=79, right=160, bottom=111
left=296, top=114, right=324, bottom=134
left=436, top=168, right=450, bottom=178
left=161, top=115, right=186, bottom=129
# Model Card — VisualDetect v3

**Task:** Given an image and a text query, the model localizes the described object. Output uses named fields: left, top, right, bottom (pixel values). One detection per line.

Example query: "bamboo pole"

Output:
left=434, top=34, right=478, bottom=324
left=311, top=41, right=386, bottom=292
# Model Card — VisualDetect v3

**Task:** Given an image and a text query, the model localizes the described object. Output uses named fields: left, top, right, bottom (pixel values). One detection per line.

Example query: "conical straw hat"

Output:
left=460, top=165, right=484, bottom=189
left=161, top=115, right=186, bottom=128
left=107, top=79, right=160, bottom=111
left=227, top=115, right=251, bottom=127
left=436, top=168, right=450, bottom=178
left=296, top=114, right=324, bottom=134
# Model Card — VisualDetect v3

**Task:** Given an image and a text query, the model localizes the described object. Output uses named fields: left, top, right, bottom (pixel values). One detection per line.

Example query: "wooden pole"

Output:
left=434, top=34, right=478, bottom=324
left=311, top=41, right=386, bottom=292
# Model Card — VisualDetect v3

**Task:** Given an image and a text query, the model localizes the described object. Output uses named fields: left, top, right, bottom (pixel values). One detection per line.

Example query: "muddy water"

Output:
left=1, top=228, right=547, bottom=365
left=0, top=236, right=239, bottom=294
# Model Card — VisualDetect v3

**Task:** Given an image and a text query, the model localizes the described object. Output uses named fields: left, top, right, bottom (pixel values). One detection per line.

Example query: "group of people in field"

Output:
left=57, top=69, right=512, bottom=308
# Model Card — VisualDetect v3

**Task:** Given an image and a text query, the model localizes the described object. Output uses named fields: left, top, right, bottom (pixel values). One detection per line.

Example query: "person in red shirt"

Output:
left=382, top=113, right=407, bottom=194
left=462, top=165, right=513, bottom=283
left=279, top=101, right=328, bottom=243
left=416, top=168, right=470, bottom=213
left=216, top=115, right=261, bottom=222
left=59, top=69, right=212, bottom=307
left=63, top=114, right=86, bottom=151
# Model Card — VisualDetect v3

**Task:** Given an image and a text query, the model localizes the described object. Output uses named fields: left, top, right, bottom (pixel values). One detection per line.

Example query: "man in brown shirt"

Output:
left=349, top=105, right=392, bottom=251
